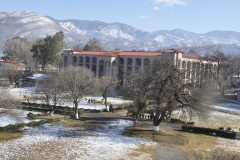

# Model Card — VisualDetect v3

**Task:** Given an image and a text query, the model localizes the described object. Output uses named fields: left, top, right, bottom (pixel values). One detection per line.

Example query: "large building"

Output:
left=63, top=49, right=218, bottom=85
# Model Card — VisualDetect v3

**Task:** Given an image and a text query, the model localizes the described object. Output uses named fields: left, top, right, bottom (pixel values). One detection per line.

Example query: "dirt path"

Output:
left=81, top=112, right=187, bottom=160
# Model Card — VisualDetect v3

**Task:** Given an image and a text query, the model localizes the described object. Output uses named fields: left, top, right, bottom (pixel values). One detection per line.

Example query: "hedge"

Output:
left=0, top=118, right=62, bottom=132
left=170, top=118, right=187, bottom=124
left=182, top=126, right=236, bottom=139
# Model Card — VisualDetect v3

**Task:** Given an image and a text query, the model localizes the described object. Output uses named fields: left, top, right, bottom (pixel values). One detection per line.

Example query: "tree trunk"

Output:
left=105, top=97, right=107, bottom=109
left=152, top=110, right=166, bottom=131
left=74, top=101, right=79, bottom=119
left=50, top=111, right=54, bottom=116
left=153, top=126, right=159, bottom=131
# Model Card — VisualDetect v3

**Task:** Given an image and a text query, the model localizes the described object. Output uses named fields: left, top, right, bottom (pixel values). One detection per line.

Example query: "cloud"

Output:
left=138, top=15, right=149, bottom=18
left=152, top=0, right=186, bottom=6
left=153, top=6, right=161, bottom=10
left=170, top=12, right=173, bottom=15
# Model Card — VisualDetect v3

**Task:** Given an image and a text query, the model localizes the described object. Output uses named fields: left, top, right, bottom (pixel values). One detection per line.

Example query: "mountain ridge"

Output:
left=0, top=11, right=239, bottom=54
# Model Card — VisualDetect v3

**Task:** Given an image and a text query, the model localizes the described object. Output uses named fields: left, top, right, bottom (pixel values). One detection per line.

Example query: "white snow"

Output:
left=217, top=138, right=240, bottom=153
left=27, top=74, right=50, bottom=80
left=210, top=103, right=240, bottom=113
left=9, top=87, right=36, bottom=94
left=0, top=109, right=41, bottom=127
left=9, top=87, right=132, bottom=110
left=0, top=120, right=156, bottom=159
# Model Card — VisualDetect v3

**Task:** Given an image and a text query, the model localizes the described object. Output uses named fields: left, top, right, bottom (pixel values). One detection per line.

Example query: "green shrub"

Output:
left=38, top=120, right=46, bottom=125
left=28, top=114, right=38, bottom=120
left=0, top=117, right=63, bottom=132
left=27, top=121, right=40, bottom=127
left=17, top=123, right=27, bottom=128
left=51, top=118, right=61, bottom=122
left=1, top=125, right=19, bottom=132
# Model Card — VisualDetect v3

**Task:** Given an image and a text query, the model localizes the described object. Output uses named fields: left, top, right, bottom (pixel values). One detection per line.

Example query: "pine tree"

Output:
left=83, top=38, right=103, bottom=51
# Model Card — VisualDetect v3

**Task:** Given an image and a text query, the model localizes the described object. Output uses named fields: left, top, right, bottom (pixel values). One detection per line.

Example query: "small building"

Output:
left=26, top=74, right=50, bottom=86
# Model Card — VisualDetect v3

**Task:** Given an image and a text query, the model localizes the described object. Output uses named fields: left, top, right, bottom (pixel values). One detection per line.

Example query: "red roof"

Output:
left=118, top=52, right=162, bottom=56
left=0, top=61, right=24, bottom=66
left=71, top=49, right=162, bottom=57
left=72, top=48, right=82, bottom=52
left=182, top=54, right=217, bottom=61
left=97, top=52, right=118, bottom=57
left=182, top=54, right=204, bottom=60
left=73, top=51, right=105, bottom=55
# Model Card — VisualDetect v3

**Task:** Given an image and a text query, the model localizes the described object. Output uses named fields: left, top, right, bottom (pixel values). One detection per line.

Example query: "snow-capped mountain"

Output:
left=0, top=11, right=68, bottom=39
left=0, top=11, right=240, bottom=54
left=48, top=16, right=240, bottom=51
left=0, top=11, right=90, bottom=54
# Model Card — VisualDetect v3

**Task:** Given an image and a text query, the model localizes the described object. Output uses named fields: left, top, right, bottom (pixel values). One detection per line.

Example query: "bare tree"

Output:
left=0, top=88, right=29, bottom=123
left=0, top=64, right=24, bottom=85
left=128, top=58, right=209, bottom=131
left=0, top=88, right=19, bottom=109
left=36, top=74, right=62, bottom=115
left=204, top=44, right=238, bottom=96
left=188, top=39, right=206, bottom=56
left=58, top=66, right=97, bottom=119
left=3, top=36, right=33, bottom=63
left=113, top=47, right=121, bottom=51
left=97, top=76, right=119, bottom=109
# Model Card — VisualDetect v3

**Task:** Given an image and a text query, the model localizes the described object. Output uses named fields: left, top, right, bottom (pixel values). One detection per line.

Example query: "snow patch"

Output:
left=0, top=120, right=155, bottom=159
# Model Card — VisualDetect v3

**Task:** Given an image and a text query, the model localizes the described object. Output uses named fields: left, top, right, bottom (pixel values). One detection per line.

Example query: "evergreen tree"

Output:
left=83, top=38, right=103, bottom=51
left=31, top=31, right=65, bottom=69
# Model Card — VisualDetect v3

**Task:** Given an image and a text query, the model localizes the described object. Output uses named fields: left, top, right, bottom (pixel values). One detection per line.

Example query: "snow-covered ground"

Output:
left=210, top=102, right=240, bottom=113
left=0, top=109, right=41, bottom=127
left=0, top=119, right=156, bottom=159
left=9, top=87, right=132, bottom=110
left=217, top=137, right=240, bottom=153
left=172, top=102, right=240, bottom=154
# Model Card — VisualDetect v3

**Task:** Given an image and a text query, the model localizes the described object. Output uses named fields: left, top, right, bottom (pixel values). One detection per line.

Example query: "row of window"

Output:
left=178, top=60, right=217, bottom=70
left=119, top=58, right=150, bottom=66
left=67, top=56, right=151, bottom=67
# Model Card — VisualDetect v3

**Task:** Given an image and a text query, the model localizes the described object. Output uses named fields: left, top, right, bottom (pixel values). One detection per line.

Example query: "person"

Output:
left=87, top=99, right=90, bottom=105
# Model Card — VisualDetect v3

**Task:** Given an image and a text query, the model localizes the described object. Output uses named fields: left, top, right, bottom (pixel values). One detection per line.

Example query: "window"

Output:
left=86, top=57, right=90, bottom=63
left=112, top=61, right=117, bottom=76
left=64, top=56, right=67, bottom=62
left=177, top=60, right=181, bottom=68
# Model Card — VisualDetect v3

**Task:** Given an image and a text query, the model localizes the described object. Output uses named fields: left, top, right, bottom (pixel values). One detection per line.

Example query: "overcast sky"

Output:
left=0, top=0, right=239, bottom=33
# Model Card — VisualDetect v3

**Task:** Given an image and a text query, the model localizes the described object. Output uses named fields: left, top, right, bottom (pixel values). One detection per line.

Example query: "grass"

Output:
left=121, top=121, right=235, bottom=159
left=61, top=118, right=85, bottom=127
left=178, top=131, right=218, bottom=152
left=122, top=122, right=169, bottom=141
left=37, top=114, right=67, bottom=120
left=0, top=113, right=73, bottom=143
left=129, top=143, right=159, bottom=158
left=184, top=148, right=239, bottom=160
left=0, top=131, right=23, bottom=142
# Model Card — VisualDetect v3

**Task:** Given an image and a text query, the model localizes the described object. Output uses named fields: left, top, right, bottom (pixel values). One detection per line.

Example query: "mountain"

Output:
left=0, top=11, right=240, bottom=54
left=0, top=11, right=89, bottom=54
left=48, top=16, right=240, bottom=51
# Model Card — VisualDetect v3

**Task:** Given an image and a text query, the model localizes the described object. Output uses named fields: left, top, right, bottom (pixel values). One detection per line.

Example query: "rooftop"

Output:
left=0, top=61, right=24, bottom=66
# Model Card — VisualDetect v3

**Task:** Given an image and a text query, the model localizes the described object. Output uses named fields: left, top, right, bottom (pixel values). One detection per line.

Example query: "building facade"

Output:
left=63, top=49, right=218, bottom=85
